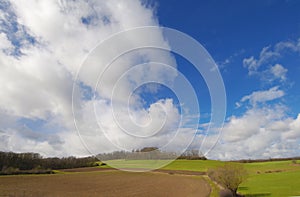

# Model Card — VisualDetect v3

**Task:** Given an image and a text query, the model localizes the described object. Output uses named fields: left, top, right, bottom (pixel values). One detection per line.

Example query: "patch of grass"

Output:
left=238, top=170, right=300, bottom=197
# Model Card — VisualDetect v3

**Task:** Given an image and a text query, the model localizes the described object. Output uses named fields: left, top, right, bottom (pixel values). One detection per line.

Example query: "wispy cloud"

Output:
left=242, top=38, right=300, bottom=83
left=216, top=49, right=245, bottom=70
left=236, top=86, right=285, bottom=108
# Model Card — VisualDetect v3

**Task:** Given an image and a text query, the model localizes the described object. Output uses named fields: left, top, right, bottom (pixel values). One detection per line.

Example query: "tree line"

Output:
left=97, top=147, right=207, bottom=160
left=0, top=151, right=98, bottom=175
left=233, top=156, right=300, bottom=163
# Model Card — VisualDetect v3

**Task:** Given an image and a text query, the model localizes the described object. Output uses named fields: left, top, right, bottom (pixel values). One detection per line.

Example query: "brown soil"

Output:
left=0, top=170, right=210, bottom=197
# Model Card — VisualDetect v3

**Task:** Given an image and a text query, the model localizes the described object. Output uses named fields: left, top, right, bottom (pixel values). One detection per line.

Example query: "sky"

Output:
left=0, top=0, right=300, bottom=160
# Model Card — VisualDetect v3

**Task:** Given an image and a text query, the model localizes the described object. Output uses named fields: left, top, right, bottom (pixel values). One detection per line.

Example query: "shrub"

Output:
left=208, top=163, right=247, bottom=197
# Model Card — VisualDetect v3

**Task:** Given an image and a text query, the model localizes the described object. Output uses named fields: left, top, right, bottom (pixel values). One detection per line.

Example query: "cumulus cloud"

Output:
left=282, top=114, right=300, bottom=140
left=208, top=105, right=300, bottom=160
left=208, top=80, right=299, bottom=160
left=0, top=0, right=184, bottom=157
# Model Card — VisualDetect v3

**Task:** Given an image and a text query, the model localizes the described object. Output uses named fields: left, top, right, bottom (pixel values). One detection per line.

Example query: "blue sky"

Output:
left=0, top=0, right=300, bottom=160
left=154, top=1, right=300, bottom=159
left=156, top=0, right=300, bottom=118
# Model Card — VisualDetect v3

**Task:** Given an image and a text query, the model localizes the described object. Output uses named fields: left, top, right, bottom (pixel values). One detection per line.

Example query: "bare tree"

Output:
left=208, top=163, right=247, bottom=197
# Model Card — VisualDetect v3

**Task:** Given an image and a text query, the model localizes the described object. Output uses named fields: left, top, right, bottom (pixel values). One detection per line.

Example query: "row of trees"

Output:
left=97, top=148, right=177, bottom=160
left=0, top=151, right=98, bottom=173
left=234, top=156, right=300, bottom=163
left=97, top=147, right=207, bottom=161
left=178, top=149, right=207, bottom=160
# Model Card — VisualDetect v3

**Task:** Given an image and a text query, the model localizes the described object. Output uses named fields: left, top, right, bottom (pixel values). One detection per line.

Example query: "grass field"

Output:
left=239, top=170, right=300, bottom=197
left=103, top=159, right=225, bottom=171
left=238, top=160, right=300, bottom=196
left=165, top=159, right=300, bottom=196
left=166, top=159, right=300, bottom=196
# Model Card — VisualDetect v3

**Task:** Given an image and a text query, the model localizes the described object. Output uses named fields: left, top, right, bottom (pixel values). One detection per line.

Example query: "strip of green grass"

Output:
left=203, top=175, right=220, bottom=197
left=104, top=159, right=173, bottom=169
left=162, top=160, right=225, bottom=172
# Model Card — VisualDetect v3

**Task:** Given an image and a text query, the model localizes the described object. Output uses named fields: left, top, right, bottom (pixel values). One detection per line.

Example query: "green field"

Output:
left=239, top=160, right=300, bottom=196
left=165, top=160, right=300, bottom=196
left=103, top=159, right=173, bottom=170
left=103, top=159, right=225, bottom=171
left=103, top=159, right=300, bottom=196
left=239, top=170, right=300, bottom=197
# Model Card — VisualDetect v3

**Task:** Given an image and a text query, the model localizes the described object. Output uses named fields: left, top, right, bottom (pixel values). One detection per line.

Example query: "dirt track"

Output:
left=0, top=170, right=210, bottom=197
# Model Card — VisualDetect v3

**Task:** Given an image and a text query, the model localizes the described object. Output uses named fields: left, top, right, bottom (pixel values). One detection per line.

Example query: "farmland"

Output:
left=0, top=159, right=300, bottom=196
left=0, top=169, right=210, bottom=197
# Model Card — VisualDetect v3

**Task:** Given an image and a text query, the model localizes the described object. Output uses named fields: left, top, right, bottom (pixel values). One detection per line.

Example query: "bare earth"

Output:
left=0, top=170, right=210, bottom=197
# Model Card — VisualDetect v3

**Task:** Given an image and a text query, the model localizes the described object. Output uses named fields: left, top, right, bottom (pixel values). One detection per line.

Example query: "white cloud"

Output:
left=0, top=0, right=183, bottom=157
left=211, top=85, right=300, bottom=160
left=269, top=63, right=287, bottom=82
left=242, top=39, right=300, bottom=82
left=274, top=38, right=300, bottom=53
left=207, top=81, right=299, bottom=160
left=243, top=38, right=300, bottom=73
left=208, top=105, right=300, bottom=160
left=243, top=46, right=280, bottom=75
left=237, top=86, right=284, bottom=107
left=0, top=32, right=13, bottom=52
left=282, top=114, right=300, bottom=140
left=243, top=56, right=258, bottom=74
